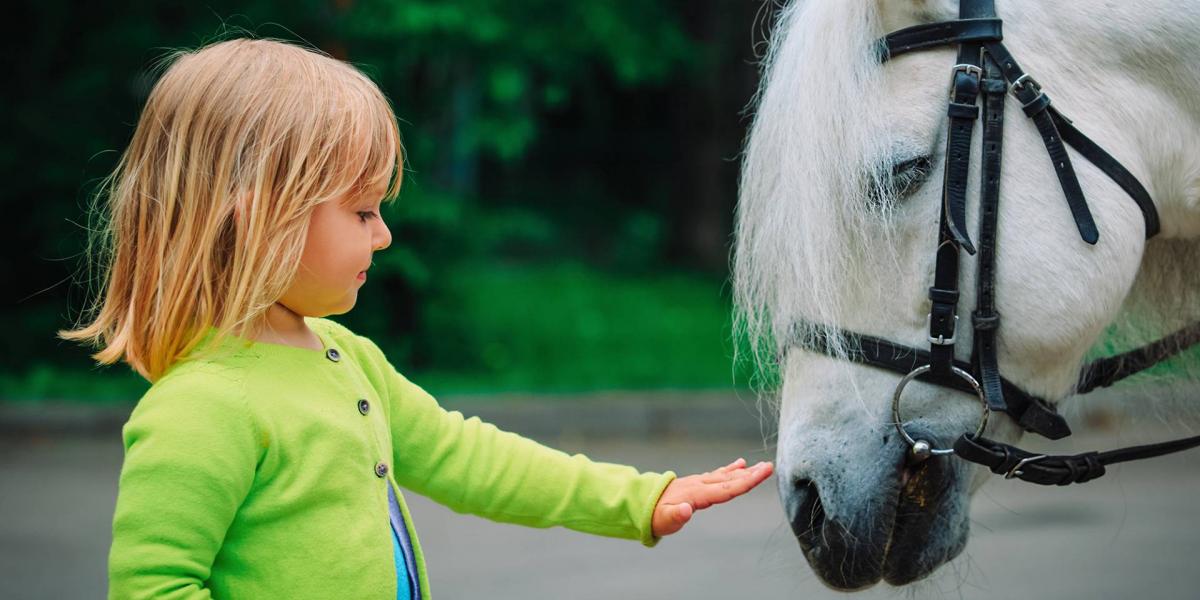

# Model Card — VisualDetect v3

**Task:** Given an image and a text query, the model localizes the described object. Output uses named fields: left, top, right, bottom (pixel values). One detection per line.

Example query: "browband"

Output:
left=878, top=18, right=1003, bottom=62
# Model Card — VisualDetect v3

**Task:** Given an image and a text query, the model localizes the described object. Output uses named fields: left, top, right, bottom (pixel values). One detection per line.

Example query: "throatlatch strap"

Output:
left=983, top=42, right=1099, bottom=244
left=1049, top=107, right=1161, bottom=238
left=1077, top=323, right=1200, bottom=393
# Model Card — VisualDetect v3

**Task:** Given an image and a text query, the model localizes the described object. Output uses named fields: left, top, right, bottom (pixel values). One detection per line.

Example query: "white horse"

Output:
left=734, top=0, right=1200, bottom=589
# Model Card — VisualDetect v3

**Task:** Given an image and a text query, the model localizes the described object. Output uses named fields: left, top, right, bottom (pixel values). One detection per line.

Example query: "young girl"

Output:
left=61, top=38, right=773, bottom=599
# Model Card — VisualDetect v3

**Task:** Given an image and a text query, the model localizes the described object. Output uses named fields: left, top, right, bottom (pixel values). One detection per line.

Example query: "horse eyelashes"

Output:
left=889, top=155, right=933, bottom=200
left=866, top=155, right=933, bottom=206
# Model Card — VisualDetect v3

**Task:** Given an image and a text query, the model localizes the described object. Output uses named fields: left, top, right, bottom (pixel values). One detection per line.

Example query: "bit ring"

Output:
left=892, top=364, right=990, bottom=459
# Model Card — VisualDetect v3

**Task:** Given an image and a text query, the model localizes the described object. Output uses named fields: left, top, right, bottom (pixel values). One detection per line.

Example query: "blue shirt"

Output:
left=388, top=484, right=419, bottom=600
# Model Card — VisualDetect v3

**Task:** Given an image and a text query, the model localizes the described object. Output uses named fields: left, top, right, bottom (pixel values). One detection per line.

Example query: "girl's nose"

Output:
left=373, top=221, right=392, bottom=252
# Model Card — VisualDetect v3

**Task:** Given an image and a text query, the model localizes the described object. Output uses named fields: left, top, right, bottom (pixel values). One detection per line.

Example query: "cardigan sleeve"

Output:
left=359, top=339, right=676, bottom=547
left=108, top=371, right=260, bottom=599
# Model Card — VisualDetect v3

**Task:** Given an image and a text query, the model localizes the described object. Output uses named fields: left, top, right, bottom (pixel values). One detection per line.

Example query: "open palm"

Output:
left=651, top=458, right=774, bottom=537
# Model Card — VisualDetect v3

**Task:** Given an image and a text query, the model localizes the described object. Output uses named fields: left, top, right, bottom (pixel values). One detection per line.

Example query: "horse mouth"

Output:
left=791, top=457, right=962, bottom=590
left=881, top=458, right=961, bottom=585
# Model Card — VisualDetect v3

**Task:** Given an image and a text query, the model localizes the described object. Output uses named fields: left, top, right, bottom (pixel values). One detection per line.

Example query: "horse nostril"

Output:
left=788, top=478, right=825, bottom=538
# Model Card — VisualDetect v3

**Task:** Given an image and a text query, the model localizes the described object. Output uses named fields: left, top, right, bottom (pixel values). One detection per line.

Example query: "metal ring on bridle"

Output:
left=891, top=364, right=990, bottom=459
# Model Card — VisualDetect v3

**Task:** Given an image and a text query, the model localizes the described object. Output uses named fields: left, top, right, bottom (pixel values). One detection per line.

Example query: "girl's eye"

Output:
left=356, top=211, right=378, bottom=223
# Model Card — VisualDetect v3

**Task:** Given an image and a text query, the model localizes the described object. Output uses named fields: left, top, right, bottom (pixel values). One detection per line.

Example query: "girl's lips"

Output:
left=356, top=271, right=366, bottom=281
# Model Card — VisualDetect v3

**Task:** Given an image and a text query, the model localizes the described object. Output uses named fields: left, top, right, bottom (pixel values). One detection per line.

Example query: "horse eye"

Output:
left=868, top=155, right=933, bottom=204
left=890, top=155, right=933, bottom=199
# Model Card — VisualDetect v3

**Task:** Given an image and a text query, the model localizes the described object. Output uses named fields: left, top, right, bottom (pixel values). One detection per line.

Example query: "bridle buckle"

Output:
left=926, top=313, right=959, bottom=346
left=948, top=64, right=983, bottom=98
left=1009, top=73, right=1040, bottom=94
left=1004, top=454, right=1048, bottom=479
left=1009, top=74, right=1048, bottom=109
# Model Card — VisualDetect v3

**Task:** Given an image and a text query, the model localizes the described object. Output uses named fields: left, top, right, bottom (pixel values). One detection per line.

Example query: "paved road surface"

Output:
left=3, top=427, right=1199, bottom=599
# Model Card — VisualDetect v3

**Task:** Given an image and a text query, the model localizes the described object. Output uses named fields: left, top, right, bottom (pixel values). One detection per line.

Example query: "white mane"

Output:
left=735, top=0, right=906, bottom=371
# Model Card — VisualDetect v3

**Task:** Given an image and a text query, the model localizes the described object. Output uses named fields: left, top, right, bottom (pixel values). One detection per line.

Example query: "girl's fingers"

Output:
left=702, top=463, right=747, bottom=483
left=700, top=462, right=774, bottom=503
left=714, top=457, right=746, bottom=474
left=702, top=460, right=768, bottom=483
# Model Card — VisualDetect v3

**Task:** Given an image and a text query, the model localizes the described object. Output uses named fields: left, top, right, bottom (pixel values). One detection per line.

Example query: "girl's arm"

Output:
left=108, top=374, right=258, bottom=599
left=363, top=340, right=673, bottom=546
left=352, top=330, right=771, bottom=545
left=386, top=369, right=674, bottom=545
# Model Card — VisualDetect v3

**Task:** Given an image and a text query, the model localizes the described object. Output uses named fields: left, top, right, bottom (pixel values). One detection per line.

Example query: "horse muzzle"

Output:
left=780, top=429, right=971, bottom=589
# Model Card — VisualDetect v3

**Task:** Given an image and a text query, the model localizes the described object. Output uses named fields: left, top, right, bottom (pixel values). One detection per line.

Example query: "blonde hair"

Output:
left=60, top=37, right=403, bottom=382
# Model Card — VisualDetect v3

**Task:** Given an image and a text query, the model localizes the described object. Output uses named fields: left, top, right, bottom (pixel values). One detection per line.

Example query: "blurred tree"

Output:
left=3, top=0, right=767, bottom=391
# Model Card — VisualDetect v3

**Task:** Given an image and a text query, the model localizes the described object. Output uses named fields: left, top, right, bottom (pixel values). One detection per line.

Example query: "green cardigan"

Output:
left=108, top=318, right=676, bottom=599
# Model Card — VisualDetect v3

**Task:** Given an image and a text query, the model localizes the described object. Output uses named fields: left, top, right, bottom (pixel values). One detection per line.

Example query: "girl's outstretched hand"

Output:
left=651, top=458, right=774, bottom=538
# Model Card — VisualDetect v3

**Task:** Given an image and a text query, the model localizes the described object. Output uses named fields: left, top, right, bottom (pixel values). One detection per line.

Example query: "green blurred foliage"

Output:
left=415, top=262, right=746, bottom=391
left=340, top=0, right=697, bottom=164
left=4, top=0, right=765, bottom=401
left=3, top=263, right=759, bottom=401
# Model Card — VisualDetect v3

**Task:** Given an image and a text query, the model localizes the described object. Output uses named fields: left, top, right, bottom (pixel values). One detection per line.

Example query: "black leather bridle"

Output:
left=797, top=0, right=1200, bottom=485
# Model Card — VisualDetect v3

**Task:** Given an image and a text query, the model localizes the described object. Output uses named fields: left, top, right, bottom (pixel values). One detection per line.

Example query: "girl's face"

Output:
left=278, top=185, right=392, bottom=317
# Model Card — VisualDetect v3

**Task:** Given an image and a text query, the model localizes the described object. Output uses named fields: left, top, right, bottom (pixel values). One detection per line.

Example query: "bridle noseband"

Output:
left=798, top=0, right=1200, bottom=485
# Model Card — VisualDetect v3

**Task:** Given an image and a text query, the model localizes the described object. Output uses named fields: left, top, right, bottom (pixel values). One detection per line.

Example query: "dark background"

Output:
left=3, top=0, right=778, bottom=401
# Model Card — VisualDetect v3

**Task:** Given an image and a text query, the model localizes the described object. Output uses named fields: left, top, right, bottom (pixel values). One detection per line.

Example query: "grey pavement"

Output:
left=2, top=390, right=1200, bottom=599
left=0, top=390, right=770, bottom=440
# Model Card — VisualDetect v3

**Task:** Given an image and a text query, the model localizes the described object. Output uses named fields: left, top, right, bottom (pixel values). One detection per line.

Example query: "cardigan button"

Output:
left=325, top=348, right=341, bottom=362
left=374, top=462, right=389, bottom=478
left=357, top=399, right=370, bottom=415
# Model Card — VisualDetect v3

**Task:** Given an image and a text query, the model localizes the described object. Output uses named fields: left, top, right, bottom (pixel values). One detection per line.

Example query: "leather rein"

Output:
left=797, top=0, right=1200, bottom=486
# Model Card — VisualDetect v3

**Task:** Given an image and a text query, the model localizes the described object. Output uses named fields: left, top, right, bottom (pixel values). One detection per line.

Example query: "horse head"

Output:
left=735, top=0, right=1200, bottom=589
